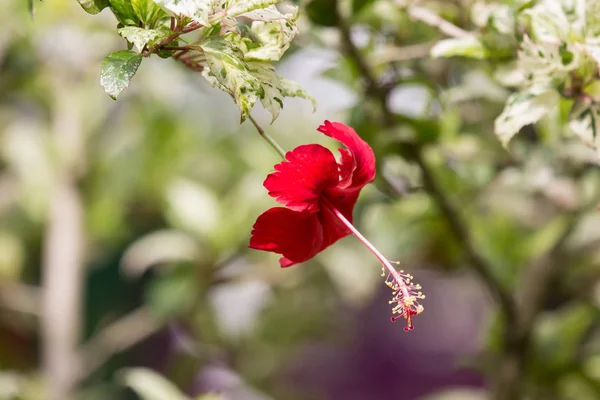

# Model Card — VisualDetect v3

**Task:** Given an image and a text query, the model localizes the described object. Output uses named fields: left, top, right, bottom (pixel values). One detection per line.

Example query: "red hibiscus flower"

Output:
left=249, top=120, right=424, bottom=330
left=249, top=120, right=375, bottom=268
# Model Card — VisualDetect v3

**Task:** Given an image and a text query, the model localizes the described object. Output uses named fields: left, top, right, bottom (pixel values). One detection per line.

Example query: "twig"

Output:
left=162, top=45, right=195, bottom=51
left=76, top=307, right=161, bottom=381
left=41, top=80, right=85, bottom=400
left=182, top=21, right=203, bottom=33
left=335, top=9, right=394, bottom=126
left=494, top=208, right=590, bottom=400
left=334, top=4, right=595, bottom=400
left=152, top=21, right=204, bottom=56
left=373, top=42, right=436, bottom=66
left=413, top=151, right=516, bottom=320
left=334, top=4, right=521, bottom=393
left=404, top=4, right=472, bottom=38
left=41, top=177, right=84, bottom=400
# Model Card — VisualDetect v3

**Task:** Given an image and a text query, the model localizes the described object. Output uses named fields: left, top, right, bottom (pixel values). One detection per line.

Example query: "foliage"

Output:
left=434, top=0, right=600, bottom=152
left=92, top=0, right=314, bottom=121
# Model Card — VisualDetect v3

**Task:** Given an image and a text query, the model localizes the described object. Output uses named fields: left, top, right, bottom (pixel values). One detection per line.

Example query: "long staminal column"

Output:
left=322, top=197, right=425, bottom=331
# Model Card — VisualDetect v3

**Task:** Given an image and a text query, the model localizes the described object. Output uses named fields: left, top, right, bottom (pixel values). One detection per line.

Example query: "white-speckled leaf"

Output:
left=117, top=26, right=170, bottom=52
left=227, top=0, right=279, bottom=17
left=248, top=61, right=316, bottom=122
left=244, top=18, right=298, bottom=61
left=278, top=77, right=316, bottom=110
left=521, top=0, right=572, bottom=42
left=100, top=50, right=143, bottom=100
left=151, top=0, right=291, bottom=25
left=430, top=37, right=489, bottom=59
left=471, top=2, right=514, bottom=34
left=569, top=97, right=600, bottom=151
left=518, top=35, right=577, bottom=86
left=199, top=37, right=263, bottom=122
left=494, top=87, right=559, bottom=146
left=238, top=4, right=291, bottom=21
left=152, top=0, right=224, bottom=25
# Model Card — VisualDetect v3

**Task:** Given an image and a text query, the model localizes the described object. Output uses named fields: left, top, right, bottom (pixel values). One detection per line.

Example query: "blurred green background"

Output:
left=1, top=0, right=600, bottom=399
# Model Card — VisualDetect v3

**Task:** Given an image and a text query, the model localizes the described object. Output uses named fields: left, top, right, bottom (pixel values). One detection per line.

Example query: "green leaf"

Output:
left=306, top=0, right=338, bottom=27
left=568, top=97, right=600, bottom=151
left=100, top=50, right=143, bottom=100
left=430, top=37, right=490, bottom=59
left=521, top=216, right=571, bottom=261
left=278, top=78, right=317, bottom=111
left=494, top=87, right=559, bottom=146
left=120, top=368, right=190, bottom=400
left=199, top=37, right=263, bottom=122
left=352, top=0, right=374, bottom=15
left=248, top=62, right=316, bottom=122
left=110, top=0, right=139, bottom=24
left=322, top=56, right=360, bottom=89
left=147, top=269, right=197, bottom=318
left=76, top=0, right=110, bottom=14
left=532, top=304, right=596, bottom=375
left=117, top=26, right=170, bottom=51
left=585, top=0, right=600, bottom=39
left=131, top=0, right=167, bottom=25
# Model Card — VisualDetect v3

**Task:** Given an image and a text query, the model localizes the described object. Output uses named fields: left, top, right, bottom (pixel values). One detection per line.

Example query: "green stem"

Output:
left=248, top=115, right=286, bottom=159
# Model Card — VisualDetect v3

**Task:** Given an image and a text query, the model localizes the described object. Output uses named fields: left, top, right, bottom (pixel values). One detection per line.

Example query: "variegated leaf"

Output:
left=199, top=37, right=263, bottom=121
left=518, top=35, right=576, bottom=86
left=430, top=37, right=489, bottom=59
left=151, top=0, right=224, bottom=25
left=248, top=62, right=316, bottom=122
left=521, top=0, right=572, bottom=42
left=227, top=0, right=280, bottom=17
left=117, top=26, right=170, bottom=52
left=494, top=87, right=560, bottom=146
left=586, top=0, right=600, bottom=42
left=568, top=97, right=600, bottom=150
left=244, top=19, right=298, bottom=61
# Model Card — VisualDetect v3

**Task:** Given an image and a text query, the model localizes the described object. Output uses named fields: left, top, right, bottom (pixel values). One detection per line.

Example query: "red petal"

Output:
left=249, top=207, right=324, bottom=267
left=337, top=148, right=355, bottom=189
left=279, top=257, right=296, bottom=268
left=318, top=198, right=353, bottom=248
left=317, top=121, right=376, bottom=188
left=264, top=144, right=339, bottom=212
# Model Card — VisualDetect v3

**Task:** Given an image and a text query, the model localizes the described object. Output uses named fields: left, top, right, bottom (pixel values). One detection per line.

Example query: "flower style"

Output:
left=249, top=121, right=425, bottom=330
